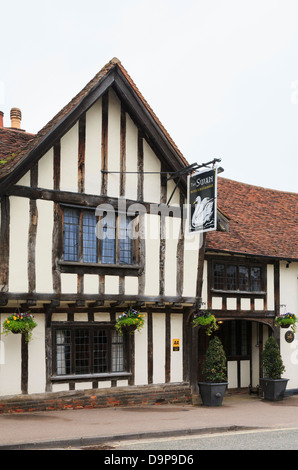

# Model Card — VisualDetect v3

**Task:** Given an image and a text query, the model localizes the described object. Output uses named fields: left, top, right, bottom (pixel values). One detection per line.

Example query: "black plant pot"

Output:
left=198, top=382, right=228, bottom=406
left=260, top=378, right=289, bottom=401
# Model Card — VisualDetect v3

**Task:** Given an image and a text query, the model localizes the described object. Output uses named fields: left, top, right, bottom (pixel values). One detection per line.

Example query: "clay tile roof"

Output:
left=0, top=128, right=35, bottom=175
left=0, top=58, right=188, bottom=181
left=207, top=177, right=298, bottom=261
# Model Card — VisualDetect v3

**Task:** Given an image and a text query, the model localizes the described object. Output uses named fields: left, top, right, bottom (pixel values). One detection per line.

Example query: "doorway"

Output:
left=198, top=320, right=252, bottom=388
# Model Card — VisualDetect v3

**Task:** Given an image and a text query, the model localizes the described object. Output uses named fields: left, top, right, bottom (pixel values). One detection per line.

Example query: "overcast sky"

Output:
left=1, top=0, right=298, bottom=193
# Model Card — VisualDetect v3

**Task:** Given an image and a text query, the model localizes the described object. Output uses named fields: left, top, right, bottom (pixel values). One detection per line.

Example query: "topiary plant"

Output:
left=262, top=336, right=285, bottom=380
left=202, top=336, right=227, bottom=383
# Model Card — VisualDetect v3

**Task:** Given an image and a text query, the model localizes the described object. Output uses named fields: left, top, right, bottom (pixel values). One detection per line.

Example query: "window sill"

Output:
left=58, top=260, right=141, bottom=276
left=52, top=372, right=132, bottom=382
left=211, top=289, right=266, bottom=296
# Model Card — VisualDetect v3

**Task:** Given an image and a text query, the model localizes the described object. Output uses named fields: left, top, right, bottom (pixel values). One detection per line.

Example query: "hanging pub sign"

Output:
left=188, top=168, right=217, bottom=233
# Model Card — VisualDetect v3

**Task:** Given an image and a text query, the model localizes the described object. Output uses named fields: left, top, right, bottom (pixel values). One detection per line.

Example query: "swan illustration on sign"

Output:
left=192, top=196, right=214, bottom=231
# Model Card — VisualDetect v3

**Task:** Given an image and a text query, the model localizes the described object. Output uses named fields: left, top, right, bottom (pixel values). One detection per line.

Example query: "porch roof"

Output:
left=207, top=177, right=298, bottom=261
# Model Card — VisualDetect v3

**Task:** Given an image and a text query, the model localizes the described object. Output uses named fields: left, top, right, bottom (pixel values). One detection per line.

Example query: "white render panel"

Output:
left=266, top=264, right=275, bottom=310
left=17, top=171, right=30, bottom=186
left=280, top=261, right=298, bottom=389
left=153, top=313, right=165, bottom=384
left=125, top=113, right=138, bottom=200
left=35, top=200, right=53, bottom=293
left=38, top=148, right=53, bottom=189
left=212, top=297, right=222, bottom=310
left=61, top=273, right=77, bottom=293
left=28, top=315, right=46, bottom=394
left=241, top=298, right=251, bottom=310
left=280, top=261, right=298, bottom=314
left=85, top=99, right=102, bottom=195
left=74, top=313, right=88, bottom=322
left=170, top=314, right=183, bottom=382
left=144, top=214, right=160, bottom=296
left=164, top=216, right=180, bottom=296
left=0, top=314, right=22, bottom=395
left=60, top=122, right=79, bottom=192
left=134, top=314, right=148, bottom=385
left=104, top=275, right=119, bottom=295
left=226, top=297, right=237, bottom=310
left=124, top=276, right=138, bottom=296
left=143, top=139, right=161, bottom=203
left=167, top=178, right=181, bottom=206
left=254, top=298, right=264, bottom=310
left=240, top=360, right=250, bottom=387
left=84, top=274, right=99, bottom=294
left=107, top=89, right=121, bottom=198
left=9, top=196, right=29, bottom=292
left=227, top=361, right=238, bottom=388
left=182, top=237, right=199, bottom=297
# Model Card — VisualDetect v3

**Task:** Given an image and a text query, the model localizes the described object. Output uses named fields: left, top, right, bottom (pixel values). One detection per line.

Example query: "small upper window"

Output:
left=63, top=207, right=135, bottom=265
left=212, top=262, right=263, bottom=293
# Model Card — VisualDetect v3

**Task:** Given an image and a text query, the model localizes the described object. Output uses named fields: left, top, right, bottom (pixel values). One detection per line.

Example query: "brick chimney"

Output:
left=0, top=111, right=3, bottom=128
left=10, top=107, right=22, bottom=129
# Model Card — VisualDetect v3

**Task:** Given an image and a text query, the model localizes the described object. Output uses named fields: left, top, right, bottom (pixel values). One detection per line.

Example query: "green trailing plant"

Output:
left=202, top=336, right=227, bottom=383
left=262, top=336, right=285, bottom=380
left=275, top=313, right=297, bottom=333
left=192, top=310, right=219, bottom=336
left=2, top=312, right=37, bottom=342
left=115, top=307, right=145, bottom=335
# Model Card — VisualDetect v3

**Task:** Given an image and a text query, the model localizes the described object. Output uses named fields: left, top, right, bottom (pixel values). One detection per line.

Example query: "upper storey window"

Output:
left=213, top=262, right=263, bottom=293
left=63, top=207, right=135, bottom=265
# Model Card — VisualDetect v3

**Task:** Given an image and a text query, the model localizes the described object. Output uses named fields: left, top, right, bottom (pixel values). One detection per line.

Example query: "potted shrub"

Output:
left=115, top=307, right=145, bottom=335
left=2, top=312, right=37, bottom=343
left=192, top=310, right=219, bottom=336
left=198, top=336, right=228, bottom=406
left=275, top=313, right=297, bottom=332
left=260, top=336, right=288, bottom=401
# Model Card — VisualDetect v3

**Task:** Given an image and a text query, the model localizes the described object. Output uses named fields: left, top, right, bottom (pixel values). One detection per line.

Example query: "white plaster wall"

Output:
left=280, top=261, right=298, bottom=388
left=60, top=122, right=79, bottom=192
left=144, top=214, right=160, bottom=296
left=38, top=148, right=53, bottom=190
left=35, top=200, right=53, bottom=293
left=267, top=264, right=275, bottom=311
left=227, top=361, right=237, bottom=388
left=170, top=314, right=183, bottom=382
left=227, top=298, right=237, bottom=310
left=143, top=139, right=161, bottom=203
left=107, top=89, right=121, bottom=198
left=84, top=274, right=100, bottom=294
left=104, top=276, right=119, bottom=295
left=17, top=172, right=30, bottom=186
left=124, top=276, right=138, bottom=296
left=134, top=314, right=148, bottom=385
left=9, top=196, right=29, bottom=292
left=125, top=113, right=138, bottom=200
left=201, top=260, right=208, bottom=306
left=153, top=313, right=165, bottom=383
left=28, top=315, right=46, bottom=393
left=61, top=273, right=77, bottom=293
left=182, top=232, right=200, bottom=298
left=240, top=360, right=250, bottom=387
left=0, top=314, right=22, bottom=395
left=164, top=216, right=180, bottom=296
left=85, top=99, right=102, bottom=195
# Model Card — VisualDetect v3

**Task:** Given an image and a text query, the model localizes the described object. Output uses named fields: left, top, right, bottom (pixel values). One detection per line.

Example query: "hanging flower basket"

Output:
left=115, top=307, right=145, bottom=335
left=2, top=312, right=37, bottom=343
left=192, top=310, right=219, bottom=336
left=275, top=313, right=297, bottom=333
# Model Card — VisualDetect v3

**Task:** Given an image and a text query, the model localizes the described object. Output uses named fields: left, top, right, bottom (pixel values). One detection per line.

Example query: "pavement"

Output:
left=1, top=391, right=298, bottom=450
